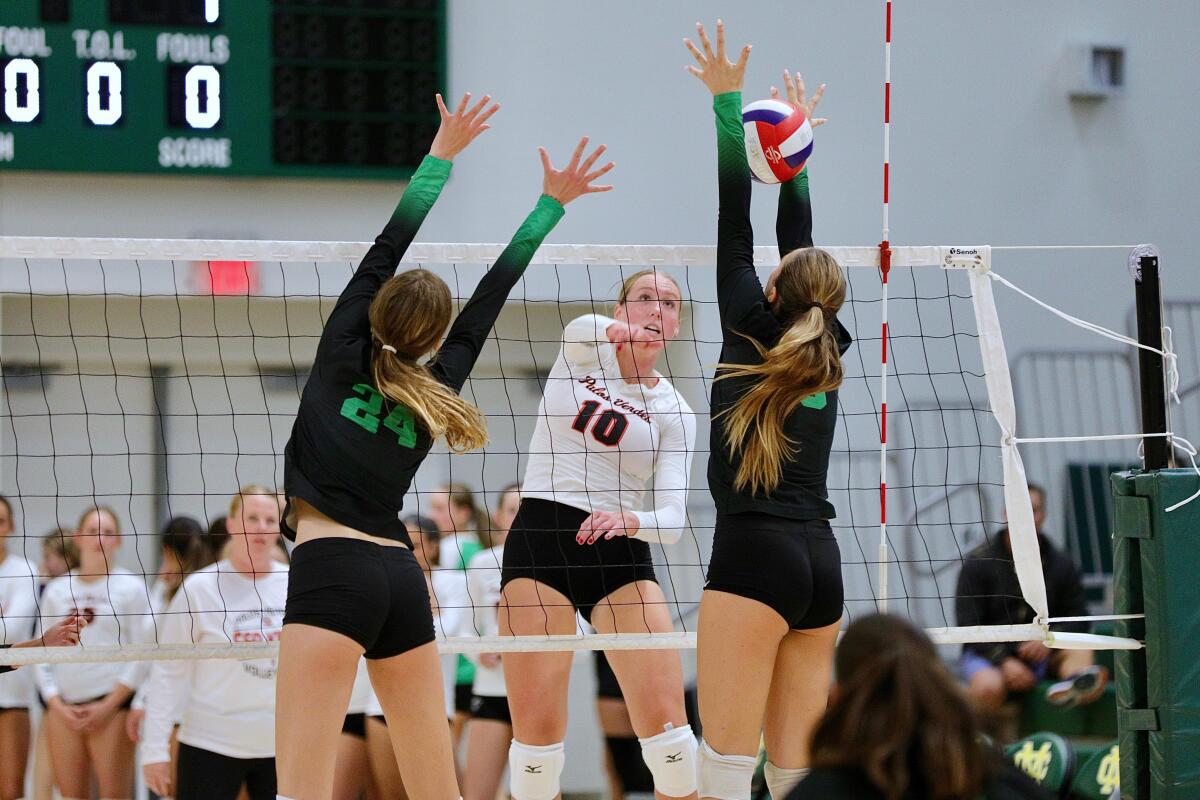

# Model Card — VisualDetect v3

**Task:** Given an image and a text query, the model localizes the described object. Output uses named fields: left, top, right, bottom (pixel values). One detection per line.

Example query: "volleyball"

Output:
left=741, top=99, right=814, bottom=184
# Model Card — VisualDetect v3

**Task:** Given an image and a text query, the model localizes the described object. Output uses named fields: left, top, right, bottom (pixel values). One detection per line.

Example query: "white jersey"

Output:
left=35, top=568, right=152, bottom=703
left=522, top=314, right=697, bottom=544
left=465, top=545, right=505, bottom=697
left=140, top=561, right=288, bottom=765
left=430, top=567, right=469, bottom=718
left=0, top=553, right=38, bottom=708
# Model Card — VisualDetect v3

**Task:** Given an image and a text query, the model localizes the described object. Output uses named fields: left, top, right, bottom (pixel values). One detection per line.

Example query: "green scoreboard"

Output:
left=0, top=1, right=445, bottom=178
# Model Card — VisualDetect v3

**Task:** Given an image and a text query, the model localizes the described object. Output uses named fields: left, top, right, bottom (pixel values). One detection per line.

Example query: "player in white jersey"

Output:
left=500, top=270, right=700, bottom=800
left=0, top=495, right=40, bottom=797
left=462, top=483, right=520, bottom=800
left=36, top=505, right=152, bottom=800
left=141, top=486, right=287, bottom=800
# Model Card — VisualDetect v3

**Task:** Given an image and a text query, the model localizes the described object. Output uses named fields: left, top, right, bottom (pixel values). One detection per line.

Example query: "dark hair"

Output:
left=205, top=515, right=229, bottom=564
left=810, top=614, right=987, bottom=800
left=404, top=514, right=440, bottom=541
left=441, top=482, right=492, bottom=548
left=160, top=516, right=207, bottom=599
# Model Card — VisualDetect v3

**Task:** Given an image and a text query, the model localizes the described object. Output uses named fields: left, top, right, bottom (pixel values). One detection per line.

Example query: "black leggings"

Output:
left=175, top=742, right=276, bottom=800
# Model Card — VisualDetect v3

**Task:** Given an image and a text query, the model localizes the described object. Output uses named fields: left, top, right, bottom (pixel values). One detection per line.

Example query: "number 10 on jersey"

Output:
left=571, top=400, right=628, bottom=447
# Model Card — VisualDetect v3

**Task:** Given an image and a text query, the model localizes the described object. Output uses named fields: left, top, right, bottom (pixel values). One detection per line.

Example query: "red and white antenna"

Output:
left=877, top=0, right=894, bottom=612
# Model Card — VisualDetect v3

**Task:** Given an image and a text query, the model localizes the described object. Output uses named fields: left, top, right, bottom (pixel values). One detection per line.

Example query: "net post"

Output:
left=1132, top=250, right=1170, bottom=469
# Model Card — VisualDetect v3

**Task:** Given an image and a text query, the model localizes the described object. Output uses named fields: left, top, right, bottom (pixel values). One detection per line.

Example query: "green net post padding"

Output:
left=1112, top=468, right=1200, bottom=798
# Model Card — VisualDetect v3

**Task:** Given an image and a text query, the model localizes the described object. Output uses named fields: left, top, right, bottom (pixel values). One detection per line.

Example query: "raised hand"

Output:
left=540, top=137, right=615, bottom=206
left=684, top=19, right=751, bottom=95
left=428, top=92, right=500, bottom=161
left=770, top=71, right=828, bottom=127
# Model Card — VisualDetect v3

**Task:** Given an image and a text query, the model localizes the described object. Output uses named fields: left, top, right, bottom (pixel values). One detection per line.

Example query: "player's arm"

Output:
left=430, top=138, right=614, bottom=392
left=771, top=71, right=826, bottom=258
left=0, top=614, right=85, bottom=675
left=684, top=22, right=771, bottom=337
left=317, top=93, right=499, bottom=357
left=141, top=589, right=197, bottom=796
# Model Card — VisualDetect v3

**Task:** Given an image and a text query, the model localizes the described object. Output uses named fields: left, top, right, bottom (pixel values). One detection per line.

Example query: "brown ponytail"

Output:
left=368, top=270, right=488, bottom=453
left=715, top=247, right=846, bottom=496
left=811, top=615, right=987, bottom=800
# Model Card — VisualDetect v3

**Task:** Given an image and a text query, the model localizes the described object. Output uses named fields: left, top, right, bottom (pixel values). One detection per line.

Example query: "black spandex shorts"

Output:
left=470, top=694, right=512, bottom=724
left=705, top=513, right=843, bottom=630
left=455, top=682, right=473, bottom=715
left=284, top=537, right=435, bottom=659
left=341, top=712, right=366, bottom=739
left=175, top=742, right=276, bottom=800
left=502, top=498, right=659, bottom=625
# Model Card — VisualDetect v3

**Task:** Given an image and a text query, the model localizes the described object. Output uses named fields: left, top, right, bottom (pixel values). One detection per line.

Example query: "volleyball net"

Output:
left=1, top=236, right=1184, bottom=666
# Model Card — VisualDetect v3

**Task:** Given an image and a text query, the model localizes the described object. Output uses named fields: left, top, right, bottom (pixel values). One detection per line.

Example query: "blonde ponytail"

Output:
left=715, top=247, right=846, bottom=496
left=368, top=270, right=489, bottom=453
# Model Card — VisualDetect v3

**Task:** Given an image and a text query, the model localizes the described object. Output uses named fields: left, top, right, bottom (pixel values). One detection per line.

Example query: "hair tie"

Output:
left=381, top=344, right=397, bottom=354
left=808, top=302, right=825, bottom=312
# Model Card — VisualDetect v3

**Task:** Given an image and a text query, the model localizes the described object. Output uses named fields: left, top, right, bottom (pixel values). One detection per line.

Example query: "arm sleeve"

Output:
left=116, top=582, right=153, bottom=692
left=430, top=194, right=565, bottom=392
left=560, top=314, right=617, bottom=373
left=632, top=403, right=697, bottom=545
left=316, top=155, right=453, bottom=369
left=140, top=589, right=195, bottom=766
left=32, top=587, right=61, bottom=701
left=776, top=167, right=812, bottom=258
left=713, top=92, right=778, bottom=344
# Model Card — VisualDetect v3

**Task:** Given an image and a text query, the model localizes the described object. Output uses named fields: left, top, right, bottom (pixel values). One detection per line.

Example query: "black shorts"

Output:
left=455, top=682, right=473, bottom=715
left=594, top=651, right=624, bottom=700
left=501, top=498, right=659, bottom=624
left=469, top=694, right=512, bottom=724
left=283, top=537, right=435, bottom=660
left=341, top=712, right=366, bottom=739
left=175, top=742, right=276, bottom=800
left=705, top=513, right=843, bottom=630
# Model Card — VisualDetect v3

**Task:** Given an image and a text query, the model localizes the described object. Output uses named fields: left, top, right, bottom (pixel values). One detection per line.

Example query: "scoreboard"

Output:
left=0, top=0, right=445, bottom=178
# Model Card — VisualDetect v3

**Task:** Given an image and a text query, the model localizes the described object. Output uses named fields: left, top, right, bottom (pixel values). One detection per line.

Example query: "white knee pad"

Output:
left=763, top=761, right=811, bottom=799
left=638, top=723, right=699, bottom=798
left=508, top=740, right=566, bottom=800
left=698, top=739, right=758, bottom=800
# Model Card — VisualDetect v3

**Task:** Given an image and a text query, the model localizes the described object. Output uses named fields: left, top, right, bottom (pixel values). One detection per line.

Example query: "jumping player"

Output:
left=684, top=21, right=849, bottom=800
left=272, top=89, right=614, bottom=800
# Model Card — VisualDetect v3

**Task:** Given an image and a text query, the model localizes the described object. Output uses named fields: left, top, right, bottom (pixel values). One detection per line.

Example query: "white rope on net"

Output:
left=0, top=624, right=1143, bottom=668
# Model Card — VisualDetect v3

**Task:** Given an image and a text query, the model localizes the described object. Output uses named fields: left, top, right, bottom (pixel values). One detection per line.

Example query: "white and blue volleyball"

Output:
left=741, top=99, right=813, bottom=184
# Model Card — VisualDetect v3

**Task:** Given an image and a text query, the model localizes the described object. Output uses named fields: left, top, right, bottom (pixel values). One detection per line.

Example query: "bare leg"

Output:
left=1053, top=649, right=1095, bottom=679
left=760, top=621, right=840, bottom=769
left=592, top=581, right=694, bottom=800
left=31, top=715, right=55, bottom=800
left=368, top=642, right=460, bottom=800
left=275, top=623, right=363, bottom=800
left=333, top=730, right=372, bottom=800
left=365, top=717, right=406, bottom=800
left=44, top=711, right=91, bottom=799
left=85, top=709, right=134, bottom=799
left=499, top=579, right=576, bottom=746
left=696, top=590, right=788, bottom=764
left=462, top=718, right=513, bottom=800
left=0, top=709, right=30, bottom=800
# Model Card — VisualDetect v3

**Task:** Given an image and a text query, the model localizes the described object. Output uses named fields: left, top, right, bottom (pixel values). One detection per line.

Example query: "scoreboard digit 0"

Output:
left=0, top=1, right=445, bottom=178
